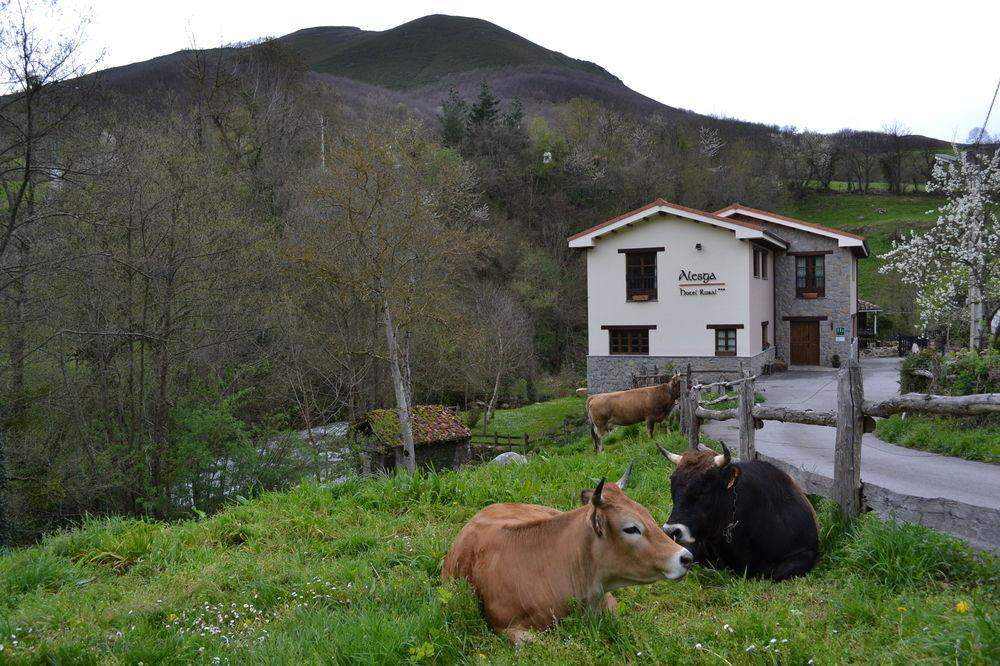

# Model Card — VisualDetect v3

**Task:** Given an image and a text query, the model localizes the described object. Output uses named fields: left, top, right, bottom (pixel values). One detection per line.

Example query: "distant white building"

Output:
left=568, top=199, right=869, bottom=391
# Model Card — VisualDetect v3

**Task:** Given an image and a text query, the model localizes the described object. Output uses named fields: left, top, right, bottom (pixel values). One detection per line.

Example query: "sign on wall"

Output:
left=677, top=269, right=726, bottom=296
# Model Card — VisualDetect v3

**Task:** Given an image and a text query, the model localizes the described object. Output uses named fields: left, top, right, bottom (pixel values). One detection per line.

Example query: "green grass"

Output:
left=470, top=396, right=584, bottom=436
left=876, top=414, right=1000, bottom=464
left=782, top=193, right=945, bottom=329
left=1, top=415, right=996, bottom=664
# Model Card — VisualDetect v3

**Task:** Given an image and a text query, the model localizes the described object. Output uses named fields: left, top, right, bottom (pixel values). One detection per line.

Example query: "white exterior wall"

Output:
left=748, top=247, right=774, bottom=353
left=586, top=214, right=755, bottom=357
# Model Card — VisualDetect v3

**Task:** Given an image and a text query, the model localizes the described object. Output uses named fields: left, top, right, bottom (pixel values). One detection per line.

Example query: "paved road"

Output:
left=703, top=357, right=1000, bottom=511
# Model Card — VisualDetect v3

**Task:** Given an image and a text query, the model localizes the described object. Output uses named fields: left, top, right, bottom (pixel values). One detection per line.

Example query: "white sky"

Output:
left=51, top=0, right=1000, bottom=141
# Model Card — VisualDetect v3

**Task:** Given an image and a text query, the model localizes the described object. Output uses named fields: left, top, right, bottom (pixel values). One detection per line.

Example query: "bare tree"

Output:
left=465, top=283, right=532, bottom=424
left=0, top=0, right=98, bottom=413
left=288, top=120, right=488, bottom=473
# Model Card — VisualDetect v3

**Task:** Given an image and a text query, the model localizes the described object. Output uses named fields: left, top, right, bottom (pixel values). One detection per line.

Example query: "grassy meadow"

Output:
left=1, top=422, right=996, bottom=664
left=876, top=415, right=1000, bottom=464
left=783, top=193, right=944, bottom=309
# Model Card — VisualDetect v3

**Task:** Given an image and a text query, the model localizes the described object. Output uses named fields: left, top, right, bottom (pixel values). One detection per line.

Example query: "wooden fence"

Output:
left=677, top=343, right=1000, bottom=551
left=470, top=417, right=584, bottom=455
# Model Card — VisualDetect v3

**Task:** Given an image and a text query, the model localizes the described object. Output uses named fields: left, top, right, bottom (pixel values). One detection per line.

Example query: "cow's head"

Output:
left=579, top=463, right=692, bottom=588
left=657, top=373, right=683, bottom=402
left=657, top=442, right=741, bottom=545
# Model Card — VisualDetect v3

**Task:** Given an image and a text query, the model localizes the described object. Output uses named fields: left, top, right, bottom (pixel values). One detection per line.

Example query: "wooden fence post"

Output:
left=685, top=364, right=700, bottom=449
left=737, top=367, right=756, bottom=461
left=833, top=349, right=865, bottom=520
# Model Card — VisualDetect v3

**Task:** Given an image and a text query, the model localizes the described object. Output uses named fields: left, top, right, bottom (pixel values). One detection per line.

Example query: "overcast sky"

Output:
left=51, top=0, right=1000, bottom=141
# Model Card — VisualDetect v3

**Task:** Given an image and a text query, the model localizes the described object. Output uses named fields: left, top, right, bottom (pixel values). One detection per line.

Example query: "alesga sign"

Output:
left=678, top=269, right=726, bottom=296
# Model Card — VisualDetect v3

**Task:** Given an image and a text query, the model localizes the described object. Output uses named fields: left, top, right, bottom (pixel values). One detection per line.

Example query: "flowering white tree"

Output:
left=880, top=148, right=1000, bottom=350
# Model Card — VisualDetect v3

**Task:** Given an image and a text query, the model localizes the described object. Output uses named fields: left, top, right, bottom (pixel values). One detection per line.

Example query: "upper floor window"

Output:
left=753, top=247, right=768, bottom=279
left=796, top=255, right=825, bottom=297
left=623, top=249, right=658, bottom=301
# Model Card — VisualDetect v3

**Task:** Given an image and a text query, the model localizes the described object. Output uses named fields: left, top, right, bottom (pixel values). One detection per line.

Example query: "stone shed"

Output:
left=366, top=405, right=472, bottom=472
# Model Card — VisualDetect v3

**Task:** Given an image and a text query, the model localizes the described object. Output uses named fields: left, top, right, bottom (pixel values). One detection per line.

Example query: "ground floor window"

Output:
left=714, top=328, right=737, bottom=356
left=762, top=321, right=770, bottom=349
left=606, top=326, right=651, bottom=355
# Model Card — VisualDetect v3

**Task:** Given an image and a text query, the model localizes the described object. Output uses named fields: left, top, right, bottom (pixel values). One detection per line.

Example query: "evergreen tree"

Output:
left=469, top=82, right=501, bottom=127
left=439, top=88, right=468, bottom=147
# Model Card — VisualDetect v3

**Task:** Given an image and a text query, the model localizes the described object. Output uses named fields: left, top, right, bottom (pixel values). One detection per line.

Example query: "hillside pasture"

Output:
left=0, top=428, right=995, bottom=664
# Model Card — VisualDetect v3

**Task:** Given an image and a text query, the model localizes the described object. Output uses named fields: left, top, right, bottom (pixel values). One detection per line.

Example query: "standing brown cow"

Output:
left=586, top=374, right=682, bottom=452
left=441, top=465, right=692, bottom=645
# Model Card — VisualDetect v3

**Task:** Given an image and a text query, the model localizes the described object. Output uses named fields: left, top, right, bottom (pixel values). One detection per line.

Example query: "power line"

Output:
left=974, top=76, right=1000, bottom=147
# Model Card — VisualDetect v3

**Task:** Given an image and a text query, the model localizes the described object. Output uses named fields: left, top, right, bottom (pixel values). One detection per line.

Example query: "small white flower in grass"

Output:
left=695, top=643, right=702, bottom=650
left=746, top=645, right=756, bottom=652
left=781, top=639, right=788, bottom=643
left=723, top=623, right=734, bottom=633
left=769, top=638, right=777, bottom=645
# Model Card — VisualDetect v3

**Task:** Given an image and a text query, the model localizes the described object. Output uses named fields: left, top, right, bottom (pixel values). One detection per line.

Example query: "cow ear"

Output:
left=726, top=465, right=741, bottom=490
left=579, top=489, right=594, bottom=505
left=590, top=507, right=607, bottom=537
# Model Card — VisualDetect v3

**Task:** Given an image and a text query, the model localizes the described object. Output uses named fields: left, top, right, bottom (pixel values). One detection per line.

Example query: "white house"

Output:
left=568, top=199, right=869, bottom=392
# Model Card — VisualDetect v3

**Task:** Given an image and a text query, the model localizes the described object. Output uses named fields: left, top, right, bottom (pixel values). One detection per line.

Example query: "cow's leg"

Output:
left=645, top=416, right=656, bottom=438
left=591, top=422, right=604, bottom=453
left=768, top=549, right=818, bottom=581
left=504, top=627, right=533, bottom=648
left=602, top=592, right=618, bottom=612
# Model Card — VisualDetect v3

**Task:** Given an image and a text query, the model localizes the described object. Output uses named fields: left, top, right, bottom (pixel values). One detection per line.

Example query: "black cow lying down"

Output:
left=658, top=442, right=819, bottom=581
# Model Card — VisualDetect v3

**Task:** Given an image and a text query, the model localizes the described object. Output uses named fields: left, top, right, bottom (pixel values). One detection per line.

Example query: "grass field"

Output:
left=1, top=419, right=996, bottom=664
left=875, top=415, right=1000, bottom=464
left=470, top=396, right=584, bottom=436
left=783, top=193, right=943, bottom=305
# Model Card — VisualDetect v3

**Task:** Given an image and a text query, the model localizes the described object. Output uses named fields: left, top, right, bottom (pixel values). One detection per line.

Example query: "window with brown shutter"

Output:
left=606, top=327, right=651, bottom=355
left=624, top=251, right=657, bottom=301
left=714, top=328, right=737, bottom=356
left=796, top=255, right=825, bottom=297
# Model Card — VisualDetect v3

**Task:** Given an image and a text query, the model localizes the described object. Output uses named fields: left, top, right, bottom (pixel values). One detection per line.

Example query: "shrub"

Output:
left=831, top=353, right=841, bottom=368
left=465, top=408, right=482, bottom=430
left=946, top=351, right=1000, bottom=395
left=900, top=349, right=1000, bottom=395
left=899, top=348, right=938, bottom=393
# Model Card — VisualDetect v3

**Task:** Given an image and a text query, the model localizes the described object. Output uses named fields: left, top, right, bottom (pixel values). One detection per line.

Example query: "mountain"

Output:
left=87, top=14, right=949, bottom=148
left=278, top=15, right=619, bottom=89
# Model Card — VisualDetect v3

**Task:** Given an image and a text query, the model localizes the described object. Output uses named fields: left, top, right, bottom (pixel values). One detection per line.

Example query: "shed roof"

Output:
left=857, top=299, right=882, bottom=312
left=367, top=405, right=471, bottom=448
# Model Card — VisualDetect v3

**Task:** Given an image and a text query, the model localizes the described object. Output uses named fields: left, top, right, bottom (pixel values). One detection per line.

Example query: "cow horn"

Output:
left=697, top=443, right=713, bottom=453
left=591, top=477, right=607, bottom=506
left=657, top=445, right=683, bottom=465
left=713, top=441, right=732, bottom=468
left=616, top=462, right=633, bottom=489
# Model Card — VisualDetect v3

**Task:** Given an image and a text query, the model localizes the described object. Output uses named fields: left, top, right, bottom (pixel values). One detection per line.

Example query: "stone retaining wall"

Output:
left=587, top=348, right=775, bottom=393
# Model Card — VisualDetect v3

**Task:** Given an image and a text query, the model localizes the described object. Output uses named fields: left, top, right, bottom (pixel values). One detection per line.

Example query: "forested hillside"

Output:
left=0, top=10, right=965, bottom=542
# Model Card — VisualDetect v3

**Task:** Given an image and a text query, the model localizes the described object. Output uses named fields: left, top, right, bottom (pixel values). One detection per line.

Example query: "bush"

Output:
left=899, top=348, right=938, bottom=393
left=900, top=349, right=1000, bottom=395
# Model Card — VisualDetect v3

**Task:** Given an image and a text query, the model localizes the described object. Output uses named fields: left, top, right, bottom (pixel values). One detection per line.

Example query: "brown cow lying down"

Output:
left=586, top=375, right=682, bottom=452
left=441, top=465, right=692, bottom=645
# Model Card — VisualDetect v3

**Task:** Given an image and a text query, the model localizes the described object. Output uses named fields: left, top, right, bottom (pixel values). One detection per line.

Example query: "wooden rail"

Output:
left=679, top=347, right=1000, bottom=549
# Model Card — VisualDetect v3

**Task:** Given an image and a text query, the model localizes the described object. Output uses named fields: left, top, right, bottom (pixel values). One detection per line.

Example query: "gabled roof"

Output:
left=713, top=203, right=869, bottom=256
left=367, top=405, right=470, bottom=448
left=567, top=198, right=788, bottom=250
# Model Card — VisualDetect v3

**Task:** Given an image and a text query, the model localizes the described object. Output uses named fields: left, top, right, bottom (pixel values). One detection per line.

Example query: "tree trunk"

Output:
left=382, top=299, right=416, bottom=473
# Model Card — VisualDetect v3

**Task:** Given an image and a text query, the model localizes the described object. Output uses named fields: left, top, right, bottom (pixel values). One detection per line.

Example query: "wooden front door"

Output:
left=790, top=321, right=820, bottom=365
